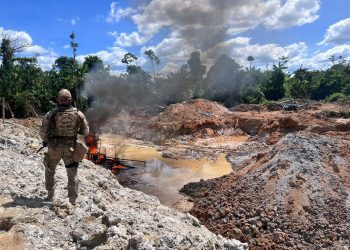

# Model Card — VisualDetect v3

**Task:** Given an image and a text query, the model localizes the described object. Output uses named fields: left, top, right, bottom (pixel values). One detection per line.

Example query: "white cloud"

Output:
left=71, top=17, right=80, bottom=26
left=210, top=40, right=350, bottom=72
left=131, top=0, right=320, bottom=49
left=142, top=32, right=313, bottom=74
left=107, top=31, right=118, bottom=37
left=0, top=27, right=57, bottom=70
left=57, top=17, right=79, bottom=25
left=303, top=45, right=350, bottom=70
left=77, top=46, right=128, bottom=70
left=115, top=32, right=150, bottom=47
left=319, top=18, right=350, bottom=45
left=36, top=51, right=58, bottom=70
left=0, top=27, right=33, bottom=45
left=22, top=45, right=48, bottom=55
left=57, top=17, right=68, bottom=23
left=142, top=32, right=197, bottom=73
left=63, top=44, right=70, bottom=49
left=265, top=0, right=320, bottom=29
left=204, top=37, right=309, bottom=70
left=106, top=2, right=137, bottom=23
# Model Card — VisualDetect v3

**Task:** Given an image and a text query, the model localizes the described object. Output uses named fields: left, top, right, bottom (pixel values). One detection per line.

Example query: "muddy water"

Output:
left=99, top=134, right=245, bottom=206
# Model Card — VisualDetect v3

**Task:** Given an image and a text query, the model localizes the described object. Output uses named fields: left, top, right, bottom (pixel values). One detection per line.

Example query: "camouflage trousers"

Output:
left=43, top=141, right=79, bottom=201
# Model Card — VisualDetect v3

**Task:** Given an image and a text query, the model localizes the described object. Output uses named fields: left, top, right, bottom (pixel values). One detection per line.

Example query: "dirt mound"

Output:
left=155, top=99, right=236, bottom=137
left=182, top=133, right=350, bottom=249
left=231, top=104, right=267, bottom=113
left=231, top=103, right=282, bottom=112
left=101, top=100, right=350, bottom=147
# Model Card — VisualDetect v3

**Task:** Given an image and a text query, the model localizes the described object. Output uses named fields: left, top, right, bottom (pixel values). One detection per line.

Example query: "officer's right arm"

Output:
left=39, top=112, right=52, bottom=141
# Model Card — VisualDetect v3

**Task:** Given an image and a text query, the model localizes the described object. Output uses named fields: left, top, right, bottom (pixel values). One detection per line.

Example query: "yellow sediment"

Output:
left=99, top=134, right=234, bottom=180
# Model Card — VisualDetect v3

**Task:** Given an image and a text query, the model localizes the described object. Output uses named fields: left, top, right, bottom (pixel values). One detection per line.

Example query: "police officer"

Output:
left=40, top=89, right=89, bottom=205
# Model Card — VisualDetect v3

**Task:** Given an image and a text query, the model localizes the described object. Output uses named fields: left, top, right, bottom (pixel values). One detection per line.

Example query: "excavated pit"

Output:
left=3, top=99, right=350, bottom=249
left=97, top=133, right=246, bottom=207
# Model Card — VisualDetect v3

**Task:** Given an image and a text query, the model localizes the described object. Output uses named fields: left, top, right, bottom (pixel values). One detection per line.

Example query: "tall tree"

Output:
left=261, top=56, right=288, bottom=100
left=0, top=36, right=30, bottom=117
left=83, top=55, right=104, bottom=72
left=144, top=49, right=160, bottom=79
left=187, top=51, right=206, bottom=81
left=247, top=55, right=254, bottom=71
left=205, top=55, right=243, bottom=106
left=121, top=53, right=139, bottom=74
left=70, top=31, right=78, bottom=59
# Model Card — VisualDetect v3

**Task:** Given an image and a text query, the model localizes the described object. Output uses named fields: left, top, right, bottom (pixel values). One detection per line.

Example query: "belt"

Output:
left=50, top=136, right=77, bottom=140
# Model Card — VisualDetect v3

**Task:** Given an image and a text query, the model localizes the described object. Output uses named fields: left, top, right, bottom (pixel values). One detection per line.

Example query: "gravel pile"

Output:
left=182, top=133, right=350, bottom=249
left=0, top=122, right=247, bottom=250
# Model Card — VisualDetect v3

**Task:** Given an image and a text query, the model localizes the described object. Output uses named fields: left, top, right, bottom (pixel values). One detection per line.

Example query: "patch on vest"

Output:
left=55, top=111, right=78, bottom=137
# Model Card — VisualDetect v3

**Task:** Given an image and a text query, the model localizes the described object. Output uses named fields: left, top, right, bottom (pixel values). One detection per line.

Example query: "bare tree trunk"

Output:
left=1, top=97, right=5, bottom=131
left=151, top=60, right=155, bottom=80
left=6, top=102, right=15, bottom=119
left=28, top=102, right=39, bottom=118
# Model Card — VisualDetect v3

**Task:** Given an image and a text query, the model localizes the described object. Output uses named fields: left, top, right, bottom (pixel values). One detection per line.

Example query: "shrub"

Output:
left=325, top=93, right=350, bottom=103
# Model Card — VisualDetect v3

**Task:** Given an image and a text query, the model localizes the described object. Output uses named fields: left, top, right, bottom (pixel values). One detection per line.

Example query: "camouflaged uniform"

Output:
left=40, top=103, right=89, bottom=204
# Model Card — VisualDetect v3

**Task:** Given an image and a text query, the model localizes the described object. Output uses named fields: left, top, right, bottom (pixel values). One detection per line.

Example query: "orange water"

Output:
left=99, top=134, right=246, bottom=205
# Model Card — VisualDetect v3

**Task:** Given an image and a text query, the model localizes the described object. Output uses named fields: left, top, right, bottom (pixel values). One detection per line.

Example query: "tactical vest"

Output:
left=49, top=107, right=80, bottom=139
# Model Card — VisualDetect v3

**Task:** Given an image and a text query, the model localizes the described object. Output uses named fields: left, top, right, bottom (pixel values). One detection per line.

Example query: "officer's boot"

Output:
left=69, top=198, right=76, bottom=206
left=46, top=191, right=54, bottom=202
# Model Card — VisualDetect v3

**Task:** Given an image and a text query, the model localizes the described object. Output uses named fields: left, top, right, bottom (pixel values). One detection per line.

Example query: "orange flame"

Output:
left=85, top=134, right=99, bottom=155
left=85, top=133, right=128, bottom=171
left=112, top=164, right=126, bottom=173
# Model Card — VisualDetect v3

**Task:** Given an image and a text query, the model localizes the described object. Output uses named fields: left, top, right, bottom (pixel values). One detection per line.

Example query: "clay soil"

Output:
left=169, top=100, right=350, bottom=249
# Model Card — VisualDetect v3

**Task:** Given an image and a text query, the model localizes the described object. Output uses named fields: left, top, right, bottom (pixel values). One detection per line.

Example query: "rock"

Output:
left=203, top=128, right=215, bottom=136
left=272, top=232, right=288, bottom=244
left=93, top=194, right=101, bottom=204
left=186, top=213, right=201, bottom=227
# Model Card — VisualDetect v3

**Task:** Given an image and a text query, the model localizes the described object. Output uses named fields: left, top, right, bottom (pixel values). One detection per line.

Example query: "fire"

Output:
left=112, top=164, right=126, bottom=173
left=85, top=134, right=98, bottom=155
left=85, top=133, right=130, bottom=172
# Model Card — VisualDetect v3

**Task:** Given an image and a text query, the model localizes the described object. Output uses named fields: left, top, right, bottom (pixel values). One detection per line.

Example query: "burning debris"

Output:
left=84, top=133, right=144, bottom=173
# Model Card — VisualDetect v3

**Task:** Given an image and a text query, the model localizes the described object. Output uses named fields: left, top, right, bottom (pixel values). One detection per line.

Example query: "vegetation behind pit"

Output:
left=1, top=33, right=350, bottom=118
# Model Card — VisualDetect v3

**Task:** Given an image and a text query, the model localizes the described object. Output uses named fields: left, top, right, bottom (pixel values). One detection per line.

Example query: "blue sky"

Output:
left=1, top=0, right=350, bottom=73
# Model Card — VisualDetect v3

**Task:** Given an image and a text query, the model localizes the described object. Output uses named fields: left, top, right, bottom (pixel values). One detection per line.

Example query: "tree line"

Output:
left=1, top=33, right=350, bottom=118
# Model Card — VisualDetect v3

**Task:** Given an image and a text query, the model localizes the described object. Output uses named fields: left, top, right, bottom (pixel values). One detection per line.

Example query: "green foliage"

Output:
left=205, top=55, right=243, bottom=106
left=83, top=55, right=104, bottom=72
left=70, top=31, right=78, bottom=59
left=144, top=50, right=160, bottom=65
left=121, top=53, right=137, bottom=65
left=325, top=93, right=350, bottom=103
left=0, top=38, right=15, bottom=70
left=240, top=86, right=265, bottom=104
left=260, top=56, right=288, bottom=100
